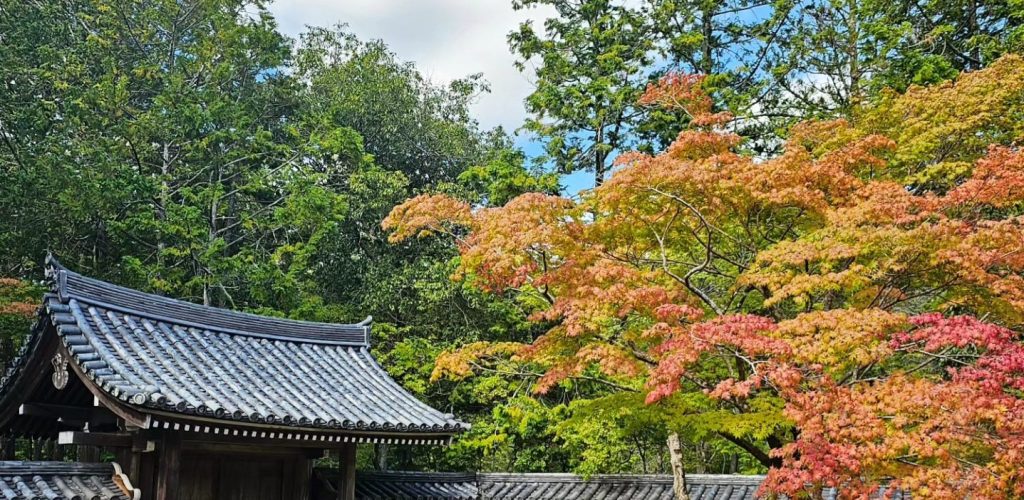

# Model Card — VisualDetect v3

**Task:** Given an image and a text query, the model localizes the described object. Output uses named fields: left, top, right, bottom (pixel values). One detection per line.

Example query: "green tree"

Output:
left=290, top=26, right=562, bottom=470
left=510, top=0, right=656, bottom=185
left=767, top=0, right=1024, bottom=121
left=296, top=26, right=492, bottom=189
left=457, top=134, right=560, bottom=207
left=0, top=0, right=367, bottom=316
left=645, top=0, right=798, bottom=152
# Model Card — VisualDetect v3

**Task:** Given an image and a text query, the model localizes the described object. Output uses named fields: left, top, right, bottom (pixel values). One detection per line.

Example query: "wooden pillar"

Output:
left=291, top=456, right=313, bottom=500
left=337, top=444, right=356, bottom=500
left=0, top=436, right=14, bottom=460
left=155, top=432, right=181, bottom=500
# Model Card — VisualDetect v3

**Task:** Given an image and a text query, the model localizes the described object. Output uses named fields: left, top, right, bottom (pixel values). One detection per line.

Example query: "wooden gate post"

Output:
left=337, top=444, right=356, bottom=500
left=155, top=433, right=181, bottom=500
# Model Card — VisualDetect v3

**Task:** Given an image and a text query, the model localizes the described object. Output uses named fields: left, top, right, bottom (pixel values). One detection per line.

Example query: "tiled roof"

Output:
left=0, top=461, right=138, bottom=500
left=348, top=472, right=918, bottom=500
left=355, top=472, right=479, bottom=500
left=350, top=472, right=764, bottom=500
left=479, top=473, right=760, bottom=499
left=0, top=257, right=466, bottom=439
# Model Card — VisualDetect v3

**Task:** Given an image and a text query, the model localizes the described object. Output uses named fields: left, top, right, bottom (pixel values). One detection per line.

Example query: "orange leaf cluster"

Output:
left=766, top=315, right=1024, bottom=499
left=384, top=57, right=1024, bottom=497
left=431, top=341, right=525, bottom=382
left=382, top=194, right=472, bottom=243
left=0, top=301, right=37, bottom=318
left=946, top=146, right=1024, bottom=208
left=645, top=314, right=784, bottom=404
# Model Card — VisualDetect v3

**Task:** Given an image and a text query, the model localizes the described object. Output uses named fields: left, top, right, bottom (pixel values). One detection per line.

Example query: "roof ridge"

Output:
left=346, top=470, right=768, bottom=484
left=45, top=255, right=370, bottom=346
left=348, top=470, right=770, bottom=500
left=356, top=471, right=479, bottom=481
left=0, top=461, right=114, bottom=475
left=476, top=472, right=765, bottom=484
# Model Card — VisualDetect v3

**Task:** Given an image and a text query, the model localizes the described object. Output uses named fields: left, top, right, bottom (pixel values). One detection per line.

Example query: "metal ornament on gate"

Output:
left=51, top=352, right=68, bottom=390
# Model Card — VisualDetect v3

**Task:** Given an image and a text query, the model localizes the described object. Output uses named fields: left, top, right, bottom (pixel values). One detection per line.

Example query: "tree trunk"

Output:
left=374, top=443, right=388, bottom=471
left=667, top=432, right=690, bottom=500
left=846, top=0, right=861, bottom=108
left=967, top=0, right=981, bottom=69
left=158, top=142, right=171, bottom=267
left=701, top=9, right=713, bottom=75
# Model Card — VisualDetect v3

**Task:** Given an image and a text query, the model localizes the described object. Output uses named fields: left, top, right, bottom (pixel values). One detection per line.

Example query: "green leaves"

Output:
left=295, top=26, right=490, bottom=189
left=457, top=149, right=560, bottom=207
left=511, top=0, right=656, bottom=184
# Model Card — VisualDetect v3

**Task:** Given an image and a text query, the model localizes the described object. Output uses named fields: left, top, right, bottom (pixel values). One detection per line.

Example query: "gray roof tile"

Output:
left=350, top=472, right=765, bottom=500
left=0, top=461, right=137, bottom=500
left=355, top=472, right=478, bottom=499
left=350, top=472, right=916, bottom=500
left=0, top=258, right=466, bottom=437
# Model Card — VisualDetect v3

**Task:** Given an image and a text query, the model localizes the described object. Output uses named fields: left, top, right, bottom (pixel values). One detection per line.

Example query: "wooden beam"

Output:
left=58, top=431, right=132, bottom=448
left=0, top=330, right=59, bottom=431
left=183, top=440, right=323, bottom=458
left=19, top=403, right=91, bottom=421
left=155, top=432, right=181, bottom=500
left=337, top=444, right=356, bottom=500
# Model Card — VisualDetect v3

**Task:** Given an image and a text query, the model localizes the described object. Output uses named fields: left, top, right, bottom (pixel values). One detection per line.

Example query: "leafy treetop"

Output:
left=385, top=55, right=1024, bottom=498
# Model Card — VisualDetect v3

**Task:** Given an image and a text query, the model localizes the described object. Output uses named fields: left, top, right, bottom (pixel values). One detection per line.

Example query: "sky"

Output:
left=268, top=0, right=596, bottom=194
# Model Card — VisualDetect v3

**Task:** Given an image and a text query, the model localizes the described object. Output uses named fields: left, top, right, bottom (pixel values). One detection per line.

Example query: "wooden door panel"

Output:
left=179, top=451, right=305, bottom=500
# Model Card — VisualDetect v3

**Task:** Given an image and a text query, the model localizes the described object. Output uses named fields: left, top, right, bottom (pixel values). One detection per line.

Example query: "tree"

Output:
left=644, top=0, right=799, bottom=153
left=295, top=26, right=492, bottom=189
left=456, top=140, right=560, bottom=207
left=0, top=0, right=349, bottom=313
left=0, top=278, right=40, bottom=371
left=385, top=57, right=1024, bottom=497
left=767, top=0, right=1024, bottom=121
left=877, top=0, right=1024, bottom=77
left=0, top=1, right=558, bottom=470
left=510, top=0, right=656, bottom=185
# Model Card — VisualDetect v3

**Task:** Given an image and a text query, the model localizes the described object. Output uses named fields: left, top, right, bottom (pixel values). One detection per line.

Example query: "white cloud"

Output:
left=269, top=0, right=554, bottom=133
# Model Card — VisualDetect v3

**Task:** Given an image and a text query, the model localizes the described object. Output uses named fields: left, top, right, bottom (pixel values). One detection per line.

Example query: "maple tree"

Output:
left=385, top=56, right=1024, bottom=497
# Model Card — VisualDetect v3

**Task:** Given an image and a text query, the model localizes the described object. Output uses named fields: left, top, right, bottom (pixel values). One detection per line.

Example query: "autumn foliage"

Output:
left=383, top=56, right=1024, bottom=498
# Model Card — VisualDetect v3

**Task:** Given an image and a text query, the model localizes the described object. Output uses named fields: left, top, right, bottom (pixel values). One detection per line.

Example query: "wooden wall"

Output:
left=123, top=433, right=318, bottom=500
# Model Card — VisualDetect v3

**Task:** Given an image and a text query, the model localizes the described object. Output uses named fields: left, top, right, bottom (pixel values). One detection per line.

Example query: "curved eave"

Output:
left=1, top=259, right=469, bottom=439
left=147, top=415, right=457, bottom=446
left=30, top=259, right=470, bottom=437
left=44, top=296, right=468, bottom=436
left=0, top=303, right=63, bottom=432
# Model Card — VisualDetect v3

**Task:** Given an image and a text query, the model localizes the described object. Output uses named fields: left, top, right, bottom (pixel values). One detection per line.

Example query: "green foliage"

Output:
left=457, top=145, right=560, bottom=207
left=510, top=0, right=656, bottom=184
left=295, top=26, right=491, bottom=188
left=0, top=0, right=550, bottom=469
left=513, top=0, right=1024, bottom=163
left=0, top=0, right=320, bottom=311
left=447, top=397, right=572, bottom=472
